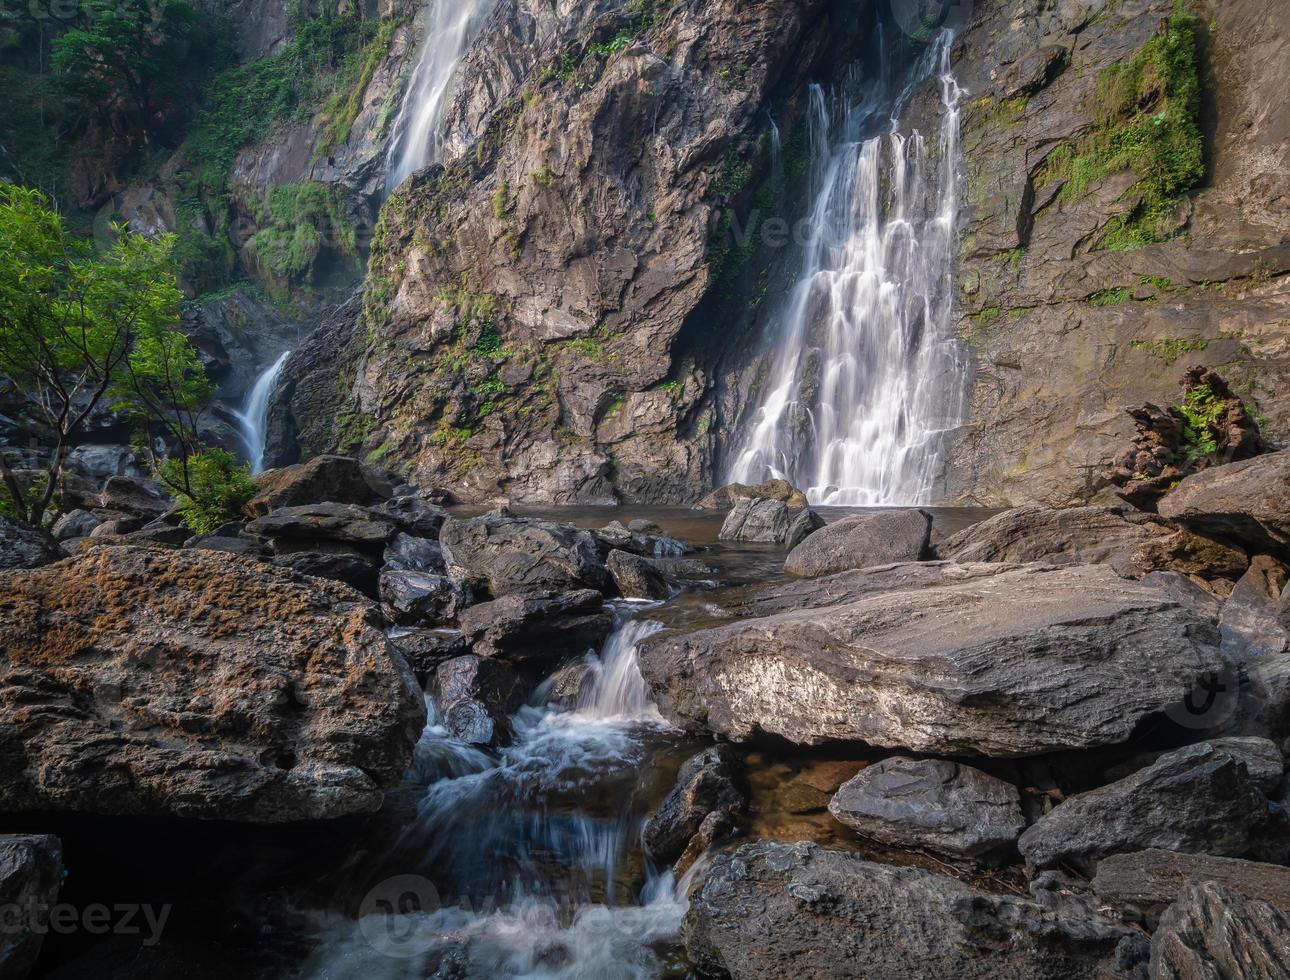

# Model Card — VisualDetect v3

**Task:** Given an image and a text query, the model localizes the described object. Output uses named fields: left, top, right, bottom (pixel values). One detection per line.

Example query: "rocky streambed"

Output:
left=1, top=456, right=1289, bottom=977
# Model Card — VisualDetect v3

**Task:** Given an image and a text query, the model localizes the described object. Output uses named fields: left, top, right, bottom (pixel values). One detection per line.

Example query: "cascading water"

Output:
left=384, top=0, right=498, bottom=194
left=233, top=350, right=290, bottom=475
left=728, top=31, right=970, bottom=506
left=304, top=609, right=694, bottom=979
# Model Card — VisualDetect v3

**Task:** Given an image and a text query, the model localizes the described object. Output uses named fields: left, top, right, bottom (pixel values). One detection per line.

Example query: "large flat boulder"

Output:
left=1159, top=451, right=1290, bottom=556
left=457, top=589, right=613, bottom=663
left=243, top=454, right=393, bottom=517
left=784, top=509, right=931, bottom=577
left=828, top=757, right=1025, bottom=861
left=1093, top=849, right=1290, bottom=924
left=244, top=502, right=399, bottom=552
left=1018, top=739, right=1284, bottom=875
left=0, top=835, right=63, bottom=979
left=684, top=841, right=1147, bottom=980
left=639, top=564, right=1224, bottom=756
left=938, top=506, right=1247, bottom=582
left=0, top=518, right=66, bottom=571
left=1150, top=882, right=1290, bottom=979
left=439, top=510, right=611, bottom=598
left=0, top=548, right=425, bottom=822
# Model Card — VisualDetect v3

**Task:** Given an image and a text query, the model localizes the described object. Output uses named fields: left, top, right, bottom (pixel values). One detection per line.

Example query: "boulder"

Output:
left=242, top=454, right=393, bottom=517
left=386, top=626, right=467, bottom=684
left=828, top=757, right=1025, bottom=861
left=592, top=520, right=689, bottom=559
left=272, top=550, right=380, bottom=598
left=1220, top=556, right=1288, bottom=664
left=1140, top=572, right=1224, bottom=622
left=439, top=510, right=611, bottom=598
left=185, top=534, right=268, bottom=558
left=694, top=480, right=808, bottom=510
left=639, top=564, right=1224, bottom=756
left=0, top=547, right=425, bottom=821
left=245, top=503, right=399, bottom=552
left=784, top=509, right=931, bottom=577
left=684, top=841, right=1148, bottom=980
left=49, top=508, right=102, bottom=542
left=96, top=475, right=171, bottom=518
left=383, top=531, right=445, bottom=573
left=938, top=506, right=1247, bottom=582
left=1093, top=850, right=1290, bottom=924
left=536, top=658, right=595, bottom=709
left=642, top=745, right=745, bottom=868
left=368, top=495, right=448, bottom=537
left=1150, top=883, right=1290, bottom=979
left=0, top=518, right=66, bottom=570
left=379, top=569, right=473, bottom=625
left=457, top=589, right=613, bottom=663
left=89, top=517, right=145, bottom=537
left=431, top=655, right=525, bottom=746
left=718, top=496, right=823, bottom=549
left=0, top=834, right=63, bottom=979
left=117, top=522, right=191, bottom=548
left=1159, top=450, right=1290, bottom=556
left=606, top=549, right=670, bottom=600
left=1018, top=739, right=1284, bottom=875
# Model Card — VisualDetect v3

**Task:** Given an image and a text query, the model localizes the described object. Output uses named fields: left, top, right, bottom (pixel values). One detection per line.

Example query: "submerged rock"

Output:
left=0, top=834, right=63, bottom=979
left=1159, top=450, right=1290, bottom=557
left=243, top=454, right=393, bottom=517
left=718, top=496, right=823, bottom=549
left=0, top=517, right=66, bottom=570
left=0, top=547, right=425, bottom=822
left=642, top=745, right=745, bottom=869
left=685, top=841, right=1148, bottom=979
left=1018, top=739, right=1284, bottom=875
left=784, top=509, right=931, bottom=577
left=457, top=589, right=613, bottom=663
left=1150, top=882, right=1290, bottom=979
left=640, top=563, right=1224, bottom=756
left=1093, top=849, right=1290, bottom=924
left=440, top=510, right=611, bottom=598
left=827, top=757, right=1025, bottom=861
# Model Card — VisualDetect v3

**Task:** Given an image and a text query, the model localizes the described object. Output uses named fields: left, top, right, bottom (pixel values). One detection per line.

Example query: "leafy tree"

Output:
left=156, top=448, right=256, bottom=535
left=0, top=182, right=209, bottom=524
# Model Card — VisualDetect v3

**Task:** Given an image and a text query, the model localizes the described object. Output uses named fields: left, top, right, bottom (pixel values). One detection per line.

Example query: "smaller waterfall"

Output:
left=384, top=0, right=498, bottom=193
left=234, top=351, right=290, bottom=475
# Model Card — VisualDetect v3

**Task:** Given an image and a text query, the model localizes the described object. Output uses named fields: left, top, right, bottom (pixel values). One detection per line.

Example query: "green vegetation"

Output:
left=158, top=449, right=257, bottom=535
left=1177, top=381, right=1224, bottom=462
left=1085, top=287, right=1132, bottom=306
left=0, top=184, right=210, bottom=524
left=1131, top=337, right=1208, bottom=364
left=531, top=168, right=556, bottom=187
left=492, top=179, right=512, bottom=219
left=245, top=181, right=359, bottom=296
left=1035, top=13, right=1205, bottom=250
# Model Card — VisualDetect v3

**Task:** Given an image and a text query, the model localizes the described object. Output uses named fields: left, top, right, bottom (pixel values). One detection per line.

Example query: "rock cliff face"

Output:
left=275, top=0, right=867, bottom=501
left=937, top=0, right=1290, bottom=506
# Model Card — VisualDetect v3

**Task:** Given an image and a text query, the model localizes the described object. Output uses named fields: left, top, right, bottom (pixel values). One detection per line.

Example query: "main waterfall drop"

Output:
left=235, top=350, right=291, bottom=475
left=728, top=34, right=970, bottom=506
left=385, top=0, right=498, bottom=192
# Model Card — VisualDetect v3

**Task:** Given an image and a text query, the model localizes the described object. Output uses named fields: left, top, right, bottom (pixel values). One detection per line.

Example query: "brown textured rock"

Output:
left=1093, top=850, right=1290, bottom=924
left=0, top=547, right=425, bottom=822
left=694, top=480, right=809, bottom=510
left=1159, top=450, right=1290, bottom=557
left=1150, top=883, right=1290, bottom=979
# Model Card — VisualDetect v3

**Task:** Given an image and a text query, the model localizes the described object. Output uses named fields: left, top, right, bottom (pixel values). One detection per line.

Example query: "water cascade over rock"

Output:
left=234, top=350, right=291, bottom=475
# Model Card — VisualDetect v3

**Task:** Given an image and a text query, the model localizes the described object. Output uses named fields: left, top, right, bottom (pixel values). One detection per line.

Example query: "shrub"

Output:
left=158, top=449, right=257, bottom=535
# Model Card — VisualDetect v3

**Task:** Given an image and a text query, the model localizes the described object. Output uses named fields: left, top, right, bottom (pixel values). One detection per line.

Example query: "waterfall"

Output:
left=728, top=32, right=970, bottom=506
left=384, top=0, right=498, bottom=193
left=234, top=350, right=290, bottom=475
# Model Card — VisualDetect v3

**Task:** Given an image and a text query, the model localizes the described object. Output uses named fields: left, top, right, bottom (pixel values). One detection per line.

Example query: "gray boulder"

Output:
left=457, top=589, right=613, bottom=663
left=439, top=510, right=611, bottom=598
left=49, top=508, right=102, bottom=542
left=593, top=520, right=688, bottom=558
left=828, top=757, right=1025, bottom=861
left=718, top=496, right=823, bottom=549
left=1018, top=739, right=1284, bottom=875
left=368, top=495, right=448, bottom=537
left=0, top=835, right=63, bottom=979
left=186, top=535, right=267, bottom=558
left=1093, top=850, right=1290, bottom=924
left=685, top=841, right=1148, bottom=980
left=642, top=745, right=745, bottom=868
left=386, top=626, right=467, bottom=684
left=606, top=549, right=670, bottom=600
left=96, top=475, right=171, bottom=518
left=380, top=569, right=473, bottom=625
left=1150, top=882, right=1290, bottom=979
left=938, top=506, right=1247, bottom=582
left=245, top=502, right=399, bottom=551
left=784, top=509, right=931, bottom=577
left=694, top=479, right=808, bottom=510
left=383, top=531, right=445, bottom=573
left=273, top=550, right=381, bottom=598
left=0, top=518, right=66, bottom=570
left=243, top=454, right=393, bottom=517
left=1220, top=556, right=1288, bottom=664
left=1159, top=451, right=1290, bottom=557
left=431, top=655, right=525, bottom=746
left=639, top=564, right=1224, bottom=756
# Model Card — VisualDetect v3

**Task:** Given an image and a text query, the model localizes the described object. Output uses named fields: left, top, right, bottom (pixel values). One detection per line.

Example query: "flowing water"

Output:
left=234, top=350, right=291, bottom=475
left=728, top=31, right=971, bottom=506
left=385, top=0, right=498, bottom=193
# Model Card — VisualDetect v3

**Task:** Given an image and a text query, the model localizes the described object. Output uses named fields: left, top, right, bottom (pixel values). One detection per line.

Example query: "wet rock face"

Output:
left=785, top=510, right=932, bottom=577
left=318, top=0, right=856, bottom=503
left=937, top=506, right=1248, bottom=583
left=0, top=518, right=66, bottom=571
left=431, top=655, right=526, bottom=747
left=685, top=841, right=1148, bottom=979
left=440, top=511, right=612, bottom=598
left=827, top=757, right=1025, bottom=862
left=642, top=745, right=745, bottom=868
left=639, top=563, right=1223, bottom=755
left=605, top=549, right=670, bottom=600
left=1018, top=739, right=1285, bottom=875
left=1159, top=450, right=1290, bottom=558
left=0, top=548, right=425, bottom=822
left=0, top=835, right=63, bottom=979
left=380, top=570, right=473, bottom=625
left=940, top=0, right=1290, bottom=508
left=1150, top=883, right=1290, bottom=979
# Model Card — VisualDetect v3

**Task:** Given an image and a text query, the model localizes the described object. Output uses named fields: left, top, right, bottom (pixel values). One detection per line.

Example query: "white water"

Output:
left=728, top=32, right=970, bottom=506
left=385, top=0, right=498, bottom=193
left=233, top=350, right=290, bottom=475
left=304, top=612, right=691, bottom=979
